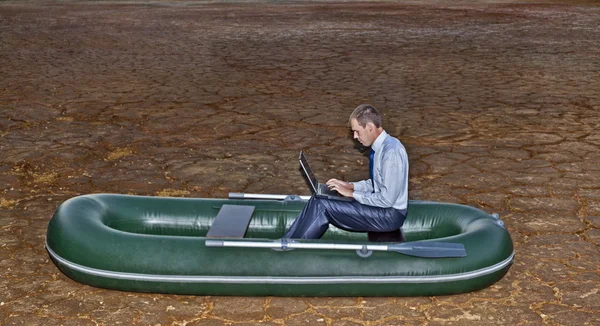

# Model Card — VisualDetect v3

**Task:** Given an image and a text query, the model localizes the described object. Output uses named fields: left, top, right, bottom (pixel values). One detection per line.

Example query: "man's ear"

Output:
left=366, top=122, right=375, bottom=132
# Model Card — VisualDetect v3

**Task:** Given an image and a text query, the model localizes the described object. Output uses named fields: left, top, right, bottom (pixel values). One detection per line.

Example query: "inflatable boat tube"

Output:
left=46, top=194, right=514, bottom=296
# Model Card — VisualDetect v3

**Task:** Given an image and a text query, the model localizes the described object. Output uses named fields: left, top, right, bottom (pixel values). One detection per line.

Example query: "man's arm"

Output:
left=352, top=152, right=405, bottom=208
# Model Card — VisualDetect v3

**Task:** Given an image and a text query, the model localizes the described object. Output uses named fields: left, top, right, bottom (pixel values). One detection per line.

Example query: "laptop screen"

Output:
left=299, top=151, right=319, bottom=192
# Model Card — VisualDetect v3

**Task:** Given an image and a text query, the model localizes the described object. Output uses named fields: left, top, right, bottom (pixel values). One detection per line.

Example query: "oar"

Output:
left=229, top=192, right=311, bottom=201
left=387, top=241, right=466, bottom=258
left=205, top=239, right=466, bottom=258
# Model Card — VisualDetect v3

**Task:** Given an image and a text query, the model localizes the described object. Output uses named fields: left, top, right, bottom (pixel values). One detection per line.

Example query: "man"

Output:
left=283, top=104, right=409, bottom=241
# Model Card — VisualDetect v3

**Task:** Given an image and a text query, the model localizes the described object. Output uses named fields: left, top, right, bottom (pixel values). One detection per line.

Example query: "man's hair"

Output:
left=349, top=104, right=382, bottom=128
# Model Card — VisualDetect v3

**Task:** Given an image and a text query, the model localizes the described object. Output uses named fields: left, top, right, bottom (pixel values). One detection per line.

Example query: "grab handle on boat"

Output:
left=205, top=239, right=467, bottom=258
left=229, top=193, right=311, bottom=201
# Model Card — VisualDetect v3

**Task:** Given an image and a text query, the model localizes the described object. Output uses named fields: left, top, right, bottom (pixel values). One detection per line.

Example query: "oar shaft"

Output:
left=206, top=240, right=386, bottom=252
left=229, top=193, right=311, bottom=201
left=206, top=240, right=277, bottom=249
left=288, top=242, right=388, bottom=251
left=206, top=239, right=467, bottom=258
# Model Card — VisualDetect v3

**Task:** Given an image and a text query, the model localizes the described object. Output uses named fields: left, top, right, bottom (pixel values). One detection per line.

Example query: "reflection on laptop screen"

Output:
left=299, top=151, right=319, bottom=191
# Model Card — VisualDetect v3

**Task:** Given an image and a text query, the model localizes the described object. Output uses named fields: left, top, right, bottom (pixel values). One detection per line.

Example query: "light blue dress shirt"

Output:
left=351, top=130, right=409, bottom=210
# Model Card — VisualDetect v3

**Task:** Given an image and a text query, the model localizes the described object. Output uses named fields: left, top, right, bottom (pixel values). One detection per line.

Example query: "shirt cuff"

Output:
left=351, top=181, right=368, bottom=192
left=352, top=191, right=364, bottom=203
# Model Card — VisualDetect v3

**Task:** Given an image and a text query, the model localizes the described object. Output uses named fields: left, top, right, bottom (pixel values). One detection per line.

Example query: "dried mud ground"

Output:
left=1, top=0, right=600, bottom=325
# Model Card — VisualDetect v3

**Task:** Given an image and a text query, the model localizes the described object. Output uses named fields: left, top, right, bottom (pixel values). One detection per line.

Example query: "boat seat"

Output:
left=206, top=204, right=255, bottom=238
left=368, top=229, right=406, bottom=242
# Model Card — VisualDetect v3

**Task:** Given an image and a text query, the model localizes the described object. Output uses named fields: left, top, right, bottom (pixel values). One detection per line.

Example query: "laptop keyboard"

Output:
left=318, top=183, right=340, bottom=196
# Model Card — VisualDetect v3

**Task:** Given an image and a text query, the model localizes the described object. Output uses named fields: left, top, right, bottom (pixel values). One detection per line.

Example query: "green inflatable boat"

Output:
left=46, top=193, right=514, bottom=296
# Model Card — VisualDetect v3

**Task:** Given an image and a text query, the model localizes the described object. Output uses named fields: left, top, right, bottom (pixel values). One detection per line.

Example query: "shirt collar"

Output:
left=371, top=130, right=388, bottom=152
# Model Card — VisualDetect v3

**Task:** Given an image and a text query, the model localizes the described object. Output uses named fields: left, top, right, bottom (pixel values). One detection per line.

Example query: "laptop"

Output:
left=299, top=151, right=353, bottom=201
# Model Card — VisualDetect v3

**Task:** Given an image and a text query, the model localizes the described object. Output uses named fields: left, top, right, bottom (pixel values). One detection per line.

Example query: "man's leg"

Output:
left=283, top=196, right=406, bottom=239
left=320, top=199, right=406, bottom=233
left=283, top=196, right=330, bottom=239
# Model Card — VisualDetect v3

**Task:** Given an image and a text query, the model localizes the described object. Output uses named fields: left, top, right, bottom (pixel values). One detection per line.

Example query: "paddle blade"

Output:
left=388, top=242, right=467, bottom=258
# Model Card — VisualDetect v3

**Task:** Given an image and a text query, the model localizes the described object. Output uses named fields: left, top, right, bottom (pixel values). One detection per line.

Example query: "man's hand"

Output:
left=326, top=179, right=354, bottom=197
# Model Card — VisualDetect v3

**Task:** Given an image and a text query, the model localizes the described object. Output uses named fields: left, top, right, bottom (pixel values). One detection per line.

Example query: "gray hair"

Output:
left=349, top=104, right=382, bottom=128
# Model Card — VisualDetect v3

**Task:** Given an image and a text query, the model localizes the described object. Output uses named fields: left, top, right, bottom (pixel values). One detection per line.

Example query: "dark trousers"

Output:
left=283, top=196, right=407, bottom=240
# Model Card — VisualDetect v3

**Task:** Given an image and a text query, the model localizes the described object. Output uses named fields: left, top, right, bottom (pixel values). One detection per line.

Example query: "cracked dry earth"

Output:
left=1, top=0, right=600, bottom=325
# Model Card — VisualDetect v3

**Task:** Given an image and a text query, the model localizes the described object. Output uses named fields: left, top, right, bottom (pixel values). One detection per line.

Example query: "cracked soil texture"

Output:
left=1, top=0, right=599, bottom=325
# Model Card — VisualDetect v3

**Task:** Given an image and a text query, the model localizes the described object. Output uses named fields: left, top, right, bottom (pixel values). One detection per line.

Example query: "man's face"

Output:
left=350, top=119, right=374, bottom=147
